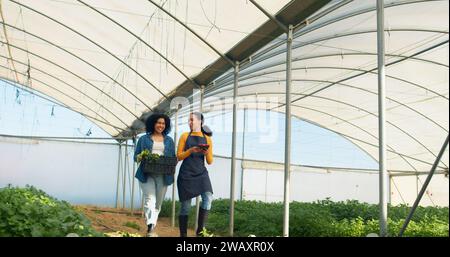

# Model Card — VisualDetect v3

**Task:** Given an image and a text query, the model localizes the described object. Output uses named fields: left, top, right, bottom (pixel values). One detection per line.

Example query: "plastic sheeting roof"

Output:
left=173, top=0, right=449, bottom=172
left=1, top=0, right=448, bottom=172
left=0, top=0, right=309, bottom=133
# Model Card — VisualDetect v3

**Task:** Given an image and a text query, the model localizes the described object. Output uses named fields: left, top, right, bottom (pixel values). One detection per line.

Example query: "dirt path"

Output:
left=76, top=205, right=195, bottom=237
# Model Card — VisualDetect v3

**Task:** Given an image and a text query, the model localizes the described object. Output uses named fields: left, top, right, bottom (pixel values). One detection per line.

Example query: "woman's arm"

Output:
left=205, top=136, right=213, bottom=165
left=177, top=133, right=191, bottom=161
left=134, top=136, right=143, bottom=162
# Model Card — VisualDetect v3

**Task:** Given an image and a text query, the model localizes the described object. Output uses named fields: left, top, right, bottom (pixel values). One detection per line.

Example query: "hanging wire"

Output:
left=200, top=0, right=221, bottom=39
left=0, top=0, right=20, bottom=83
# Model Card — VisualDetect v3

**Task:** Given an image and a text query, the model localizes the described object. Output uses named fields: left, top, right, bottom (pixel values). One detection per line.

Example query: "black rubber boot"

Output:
left=179, top=215, right=188, bottom=237
left=196, top=208, right=209, bottom=236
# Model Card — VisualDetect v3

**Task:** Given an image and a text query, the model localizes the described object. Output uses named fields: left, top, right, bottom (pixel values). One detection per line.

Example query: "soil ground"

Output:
left=76, top=205, right=196, bottom=237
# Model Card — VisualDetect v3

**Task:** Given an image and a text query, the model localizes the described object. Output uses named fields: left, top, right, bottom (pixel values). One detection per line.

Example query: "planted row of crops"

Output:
left=160, top=199, right=449, bottom=237
left=1, top=185, right=448, bottom=237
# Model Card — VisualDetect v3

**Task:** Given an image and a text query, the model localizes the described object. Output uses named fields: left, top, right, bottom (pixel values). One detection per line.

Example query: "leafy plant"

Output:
left=136, top=149, right=160, bottom=163
left=0, top=185, right=102, bottom=237
left=198, top=227, right=215, bottom=237
left=123, top=221, right=140, bottom=231
left=159, top=198, right=448, bottom=237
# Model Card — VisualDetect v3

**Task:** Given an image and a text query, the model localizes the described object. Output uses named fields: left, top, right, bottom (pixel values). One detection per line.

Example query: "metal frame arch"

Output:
left=0, top=54, right=132, bottom=129
left=178, top=80, right=448, bottom=169
left=77, top=0, right=199, bottom=88
left=207, top=67, right=448, bottom=132
left=0, top=41, right=142, bottom=126
left=225, top=78, right=449, bottom=167
left=146, top=0, right=235, bottom=67
left=209, top=43, right=449, bottom=96
left=175, top=103, right=439, bottom=170
left=212, top=29, right=448, bottom=89
left=249, top=0, right=446, bottom=64
left=0, top=22, right=145, bottom=120
left=0, top=75, right=124, bottom=134
left=9, top=0, right=168, bottom=102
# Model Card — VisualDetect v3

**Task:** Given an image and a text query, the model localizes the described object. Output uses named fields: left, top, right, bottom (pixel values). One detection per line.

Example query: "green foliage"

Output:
left=198, top=227, right=215, bottom=237
left=0, top=185, right=102, bottom=237
left=123, top=221, right=140, bottom=231
left=159, top=198, right=449, bottom=237
left=136, top=149, right=160, bottom=163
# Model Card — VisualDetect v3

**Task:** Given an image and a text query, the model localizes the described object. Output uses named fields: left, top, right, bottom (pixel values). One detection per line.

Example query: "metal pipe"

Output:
left=176, top=97, right=442, bottom=171
left=115, top=143, right=122, bottom=208
left=172, top=107, right=179, bottom=227
left=123, top=141, right=128, bottom=209
left=130, top=137, right=136, bottom=215
left=5, top=1, right=162, bottom=108
left=377, top=0, right=388, bottom=237
left=194, top=85, right=205, bottom=233
left=399, top=135, right=449, bottom=236
left=0, top=21, right=144, bottom=120
left=240, top=108, right=247, bottom=201
left=283, top=25, right=293, bottom=237
left=230, top=62, right=240, bottom=236
left=249, top=0, right=288, bottom=32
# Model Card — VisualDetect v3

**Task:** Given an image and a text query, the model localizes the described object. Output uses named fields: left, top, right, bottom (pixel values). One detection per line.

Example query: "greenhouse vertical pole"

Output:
left=399, top=135, right=449, bottom=237
left=171, top=107, right=179, bottom=227
left=230, top=61, right=240, bottom=236
left=130, top=136, right=136, bottom=215
left=283, top=25, right=293, bottom=237
left=388, top=173, right=392, bottom=204
left=115, top=142, right=122, bottom=209
left=240, top=108, right=247, bottom=201
left=195, top=85, right=205, bottom=233
left=123, top=141, right=128, bottom=209
left=377, top=0, right=388, bottom=237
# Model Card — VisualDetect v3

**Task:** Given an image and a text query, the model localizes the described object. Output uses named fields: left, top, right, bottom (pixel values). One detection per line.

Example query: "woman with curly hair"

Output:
left=134, top=113, right=175, bottom=237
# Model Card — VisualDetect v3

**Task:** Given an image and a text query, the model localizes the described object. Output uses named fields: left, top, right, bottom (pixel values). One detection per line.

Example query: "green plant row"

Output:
left=159, top=198, right=449, bottom=237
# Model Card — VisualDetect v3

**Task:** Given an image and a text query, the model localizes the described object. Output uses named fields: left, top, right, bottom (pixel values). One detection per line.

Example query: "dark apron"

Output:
left=177, top=132, right=213, bottom=202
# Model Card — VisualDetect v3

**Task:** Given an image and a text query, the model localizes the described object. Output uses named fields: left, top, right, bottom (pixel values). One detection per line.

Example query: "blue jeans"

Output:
left=180, top=192, right=213, bottom=216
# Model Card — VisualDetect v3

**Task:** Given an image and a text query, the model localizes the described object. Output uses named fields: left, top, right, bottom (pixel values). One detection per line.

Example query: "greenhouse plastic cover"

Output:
left=0, top=0, right=448, bottom=172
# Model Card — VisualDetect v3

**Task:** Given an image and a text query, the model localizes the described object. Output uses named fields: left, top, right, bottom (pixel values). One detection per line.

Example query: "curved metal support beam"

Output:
left=0, top=40, right=141, bottom=125
left=206, top=67, right=448, bottom=132
left=178, top=87, right=447, bottom=168
left=9, top=0, right=167, bottom=102
left=212, top=30, right=448, bottom=89
left=284, top=40, right=449, bottom=120
left=0, top=21, right=148, bottom=118
left=218, top=65, right=448, bottom=101
left=0, top=78, right=124, bottom=134
left=176, top=102, right=439, bottom=170
left=250, top=0, right=445, bottom=64
left=146, top=0, right=235, bottom=67
left=0, top=75, right=124, bottom=134
left=212, top=52, right=449, bottom=97
left=291, top=106, right=424, bottom=171
left=0, top=54, right=131, bottom=129
left=176, top=93, right=433, bottom=170
left=226, top=78, right=448, bottom=168
left=248, top=0, right=288, bottom=32
left=77, top=0, right=199, bottom=88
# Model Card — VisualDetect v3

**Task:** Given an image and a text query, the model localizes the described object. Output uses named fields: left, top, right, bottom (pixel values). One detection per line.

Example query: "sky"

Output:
left=0, top=79, right=378, bottom=169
